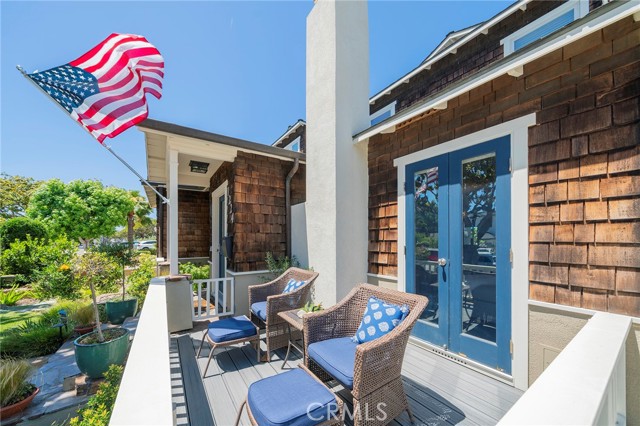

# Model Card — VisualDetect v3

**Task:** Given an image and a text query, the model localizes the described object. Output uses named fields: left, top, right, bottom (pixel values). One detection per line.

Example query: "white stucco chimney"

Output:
left=306, top=0, right=369, bottom=305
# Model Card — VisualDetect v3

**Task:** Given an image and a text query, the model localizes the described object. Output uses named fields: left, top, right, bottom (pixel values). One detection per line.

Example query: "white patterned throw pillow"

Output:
left=282, top=279, right=306, bottom=293
left=352, top=296, right=410, bottom=344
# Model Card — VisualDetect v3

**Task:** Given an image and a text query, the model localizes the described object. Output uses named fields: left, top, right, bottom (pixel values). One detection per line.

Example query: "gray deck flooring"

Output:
left=174, top=324, right=522, bottom=426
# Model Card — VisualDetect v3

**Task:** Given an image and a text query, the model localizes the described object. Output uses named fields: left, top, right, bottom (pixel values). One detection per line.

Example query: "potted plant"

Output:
left=0, top=359, right=39, bottom=419
left=70, top=304, right=96, bottom=335
left=72, top=252, right=130, bottom=379
left=96, top=242, right=139, bottom=325
left=296, top=301, right=323, bottom=318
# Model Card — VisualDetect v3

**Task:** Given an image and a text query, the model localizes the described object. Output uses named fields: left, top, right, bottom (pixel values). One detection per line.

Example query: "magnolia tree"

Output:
left=27, top=179, right=134, bottom=247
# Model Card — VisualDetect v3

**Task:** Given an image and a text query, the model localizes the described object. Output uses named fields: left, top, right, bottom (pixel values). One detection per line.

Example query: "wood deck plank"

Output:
left=177, top=330, right=523, bottom=426
left=176, top=335, right=216, bottom=426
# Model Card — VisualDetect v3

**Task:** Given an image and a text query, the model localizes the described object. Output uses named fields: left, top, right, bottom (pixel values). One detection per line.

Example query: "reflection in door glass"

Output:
left=461, top=154, right=497, bottom=343
left=414, top=167, right=439, bottom=324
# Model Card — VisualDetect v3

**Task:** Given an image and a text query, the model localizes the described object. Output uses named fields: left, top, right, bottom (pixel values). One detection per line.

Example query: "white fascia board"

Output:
left=356, top=0, right=640, bottom=144
left=272, top=120, right=306, bottom=147
left=369, top=0, right=532, bottom=105
left=142, top=127, right=306, bottom=164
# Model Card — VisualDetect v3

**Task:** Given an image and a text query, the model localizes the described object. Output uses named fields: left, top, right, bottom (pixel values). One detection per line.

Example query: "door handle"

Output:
left=438, top=258, right=447, bottom=267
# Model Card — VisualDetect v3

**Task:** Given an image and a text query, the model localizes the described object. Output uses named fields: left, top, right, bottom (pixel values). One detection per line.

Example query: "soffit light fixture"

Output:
left=189, top=160, right=209, bottom=174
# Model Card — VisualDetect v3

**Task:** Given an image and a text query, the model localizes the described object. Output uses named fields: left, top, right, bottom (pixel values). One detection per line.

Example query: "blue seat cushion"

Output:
left=248, top=368, right=339, bottom=426
left=307, top=337, right=357, bottom=390
left=251, top=301, right=268, bottom=322
left=207, top=315, right=256, bottom=343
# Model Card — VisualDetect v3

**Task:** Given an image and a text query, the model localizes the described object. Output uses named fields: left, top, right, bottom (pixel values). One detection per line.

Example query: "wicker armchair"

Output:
left=304, top=284, right=428, bottom=426
left=248, top=267, right=319, bottom=361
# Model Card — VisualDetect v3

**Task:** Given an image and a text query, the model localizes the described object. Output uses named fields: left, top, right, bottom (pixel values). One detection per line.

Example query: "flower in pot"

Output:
left=72, top=252, right=130, bottom=379
left=70, top=304, right=96, bottom=335
left=0, top=359, right=39, bottom=419
left=95, top=242, right=139, bottom=325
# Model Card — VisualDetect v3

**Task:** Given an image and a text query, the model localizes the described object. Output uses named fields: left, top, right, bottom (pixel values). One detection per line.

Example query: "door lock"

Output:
left=438, top=258, right=447, bottom=267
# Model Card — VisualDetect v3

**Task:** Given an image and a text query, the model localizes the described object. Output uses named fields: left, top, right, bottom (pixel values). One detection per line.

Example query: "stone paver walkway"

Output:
left=3, top=317, right=138, bottom=425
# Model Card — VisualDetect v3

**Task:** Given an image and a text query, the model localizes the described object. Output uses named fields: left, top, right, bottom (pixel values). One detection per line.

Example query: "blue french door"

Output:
left=406, top=136, right=511, bottom=374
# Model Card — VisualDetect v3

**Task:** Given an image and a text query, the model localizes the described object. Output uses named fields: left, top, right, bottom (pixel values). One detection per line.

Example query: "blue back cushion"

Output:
left=353, top=296, right=410, bottom=344
left=282, top=278, right=305, bottom=293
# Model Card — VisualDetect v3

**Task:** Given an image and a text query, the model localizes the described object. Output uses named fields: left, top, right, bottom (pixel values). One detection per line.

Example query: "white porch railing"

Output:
left=111, top=278, right=174, bottom=426
left=192, top=277, right=234, bottom=320
left=499, top=312, right=631, bottom=426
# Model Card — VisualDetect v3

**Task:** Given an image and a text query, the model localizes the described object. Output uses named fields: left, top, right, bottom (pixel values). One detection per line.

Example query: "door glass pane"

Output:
left=414, top=167, right=439, bottom=323
left=461, top=154, right=497, bottom=343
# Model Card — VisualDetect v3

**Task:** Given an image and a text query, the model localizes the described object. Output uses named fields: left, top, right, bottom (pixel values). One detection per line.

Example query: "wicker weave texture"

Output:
left=248, top=267, right=319, bottom=359
left=304, top=284, right=428, bottom=426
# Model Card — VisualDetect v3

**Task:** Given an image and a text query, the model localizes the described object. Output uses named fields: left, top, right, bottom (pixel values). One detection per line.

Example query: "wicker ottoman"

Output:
left=235, top=366, right=344, bottom=426
left=197, top=315, right=260, bottom=378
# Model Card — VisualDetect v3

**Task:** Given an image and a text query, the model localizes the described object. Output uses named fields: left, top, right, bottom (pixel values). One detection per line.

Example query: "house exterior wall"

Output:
left=528, top=305, right=640, bottom=424
left=368, top=16, right=640, bottom=316
left=158, top=189, right=210, bottom=259
left=225, top=151, right=305, bottom=272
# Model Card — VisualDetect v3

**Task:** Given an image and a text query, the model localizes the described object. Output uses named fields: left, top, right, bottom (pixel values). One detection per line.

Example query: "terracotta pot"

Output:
left=0, top=387, right=39, bottom=419
left=74, top=324, right=95, bottom=335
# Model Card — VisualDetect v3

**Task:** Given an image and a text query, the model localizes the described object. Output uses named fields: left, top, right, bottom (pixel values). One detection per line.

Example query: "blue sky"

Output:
left=1, top=1, right=511, bottom=193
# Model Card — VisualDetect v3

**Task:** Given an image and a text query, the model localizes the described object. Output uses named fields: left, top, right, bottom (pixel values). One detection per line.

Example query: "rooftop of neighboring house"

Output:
left=271, top=119, right=306, bottom=153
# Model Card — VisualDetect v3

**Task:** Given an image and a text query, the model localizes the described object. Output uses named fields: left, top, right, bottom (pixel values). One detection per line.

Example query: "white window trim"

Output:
left=284, top=136, right=301, bottom=152
left=211, top=181, right=229, bottom=278
left=394, top=114, right=536, bottom=391
left=369, top=101, right=397, bottom=124
left=501, top=0, right=589, bottom=56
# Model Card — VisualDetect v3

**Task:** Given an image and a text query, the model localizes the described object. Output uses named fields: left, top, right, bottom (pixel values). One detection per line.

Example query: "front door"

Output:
left=406, top=136, right=511, bottom=373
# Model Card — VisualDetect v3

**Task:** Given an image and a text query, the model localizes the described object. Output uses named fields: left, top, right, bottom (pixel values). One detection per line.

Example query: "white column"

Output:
left=306, top=0, right=370, bottom=305
left=168, top=149, right=179, bottom=276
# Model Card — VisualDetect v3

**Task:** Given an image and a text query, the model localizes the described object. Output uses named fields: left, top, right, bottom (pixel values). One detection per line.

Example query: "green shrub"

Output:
left=126, top=253, right=156, bottom=306
left=70, top=365, right=123, bottom=426
left=0, top=217, right=48, bottom=249
left=33, top=263, right=79, bottom=300
left=264, top=252, right=300, bottom=278
left=69, top=304, right=95, bottom=327
left=0, top=323, right=71, bottom=358
left=0, top=285, right=30, bottom=306
left=179, top=262, right=210, bottom=280
left=0, top=359, right=35, bottom=408
left=0, top=301, right=80, bottom=358
left=0, top=236, right=76, bottom=285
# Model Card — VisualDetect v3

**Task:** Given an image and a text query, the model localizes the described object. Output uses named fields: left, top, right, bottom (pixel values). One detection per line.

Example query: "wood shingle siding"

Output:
left=368, top=16, right=640, bottom=316
left=213, top=152, right=305, bottom=272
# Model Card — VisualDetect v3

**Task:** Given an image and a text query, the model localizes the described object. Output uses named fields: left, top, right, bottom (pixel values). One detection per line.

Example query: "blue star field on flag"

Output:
left=28, top=64, right=100, bottom=113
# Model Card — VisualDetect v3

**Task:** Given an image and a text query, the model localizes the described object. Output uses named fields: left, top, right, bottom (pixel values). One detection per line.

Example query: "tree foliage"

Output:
left=126, top=191, right=153, bottom=248
left=0, top=217, right=48, bottom=248
left=0, top=174, right=43, bottom=219
left=27, top=179, right=134, bottom=244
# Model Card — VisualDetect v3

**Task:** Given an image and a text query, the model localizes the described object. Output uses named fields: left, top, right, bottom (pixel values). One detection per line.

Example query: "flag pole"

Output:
left=16, top=65, right=169, bottom=204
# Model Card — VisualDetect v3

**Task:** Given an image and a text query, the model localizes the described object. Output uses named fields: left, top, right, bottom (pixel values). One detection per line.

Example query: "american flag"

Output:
left=415, top=167, right=438, bottom=199
left=26, top=33, right=163, bottom=143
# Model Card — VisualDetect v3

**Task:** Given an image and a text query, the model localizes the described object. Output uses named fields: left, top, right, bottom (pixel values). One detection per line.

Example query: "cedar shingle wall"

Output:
left=157, top=189, right=211, bottom=259
left=368, top=17, right=640, bottom=315
left=228, top=152, right=305, bottom=272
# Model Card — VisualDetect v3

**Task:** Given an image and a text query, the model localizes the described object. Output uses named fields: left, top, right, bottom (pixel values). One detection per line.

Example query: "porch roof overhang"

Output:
left=355, top=0, right=640, bottom=144
left=137, top=119, right=306, bottom=206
